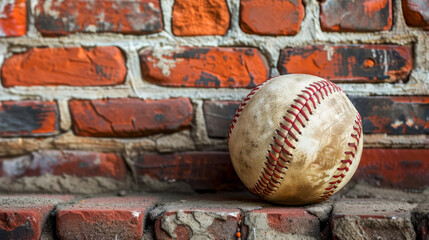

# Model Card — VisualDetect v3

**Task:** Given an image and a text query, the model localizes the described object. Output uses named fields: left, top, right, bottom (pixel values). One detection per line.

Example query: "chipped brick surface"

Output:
left=203, top=101, right=241, bottom=138
left=0, top=151, right=126, bottom=181
left=155, top=208, right=240, bottom=239
left=0, top=101, right=58, bottom=137
left=412, top=200, right=429, bottom=240
left=69, top=98, right=193, bottom=137
left=135, top=152, right=243, bottom=191
left=240, top=0, right=304, bottom=35
left=0, top=0, right=26, bottom=37
left=402, top=0, right=429, bottom=29
left=331, top=199, right=417, bottom=240
left=278, top=45, right=412, bottom=83
left=35, top=0, right=163, bottom=35
left=172, top=0, right=230, bottom=36
left=354, top=148, right=429, bottom=189
left=2, top=47, right=126, bottom=87
left=140, top=47, right=269, bottom=88
left=320, top=0, right=392, bottom=32
left=57, top=196, right=157, bottom=240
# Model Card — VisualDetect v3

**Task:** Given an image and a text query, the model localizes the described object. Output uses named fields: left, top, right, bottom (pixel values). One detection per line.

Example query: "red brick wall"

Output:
left=0, top=0, right=427, bottom=193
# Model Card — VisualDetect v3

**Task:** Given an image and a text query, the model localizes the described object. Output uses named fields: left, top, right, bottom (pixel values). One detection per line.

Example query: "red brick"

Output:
left=320, top=0, right=392, bottom=32
left=140, top=47, right=269, bottom=88
left=203, top=101, right=240, bottom=138
left=2, top=47, right=126, bottom=87
left=402, top=0, right=429, bottom=29
left=172, top=0, right=230, bottom=36
left=0, top=101, right=58, bottom=137
left=135, top=152, right=243, bottom=191
left=244, top=208, right=319, bottom=239
left=0, top=195, right=72, bottom=240
left=155, top=208, right=240, bottom=239
left=278, top=45, right=412, bottom=83
left=69, top=98, right=193, bottom=137
left=240, top=0, right=304, bottom=35
left=331, top=199, right=416, bottom=239
left=0, top=0, right=26, bottom=37
left=57, top=196, right=157, bottom=240
left=35, top=0, right=163, bottom=35
left=0, top=151, right=127, bottom=181
left=353, top=149, right=429, bottom=189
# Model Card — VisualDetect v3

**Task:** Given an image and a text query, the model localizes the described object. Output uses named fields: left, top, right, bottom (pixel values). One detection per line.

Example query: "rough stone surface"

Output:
left=0, top=101, right=58, bottom=137
left=331, top=199, right=417, bottom=240
left=56, top=196, right=157, bottom=240
left=172, top=0, right=230, bottom=36
left=402, top=0, right=429, bottom=29
left=412, top=200, right=429, bottom=239
left=278, top=45, right=412, bottom=83
left=140, top=47, right=269, bottom=88
left=0, top=150, right=126, bottom=181
left=0, top=0, right=26, bottom=37
left=346, top=183, right=428, bottom=203
left=69, top=98, right=193, bottom=137
left=35, top=0, right=163, bottom=35
left=240, top=0, right=304, bottom=35
left=320, top=0, right=392, bottom=32
left=2, top=47, right=126, bottom=87
left=203, top=101, right=241, bottom=138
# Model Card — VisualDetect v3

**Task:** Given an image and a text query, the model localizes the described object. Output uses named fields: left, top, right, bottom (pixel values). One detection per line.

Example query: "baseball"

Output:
left=228, top=74, right=363, bottom=205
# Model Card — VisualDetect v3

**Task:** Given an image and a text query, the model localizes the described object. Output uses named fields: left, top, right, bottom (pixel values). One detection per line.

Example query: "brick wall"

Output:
left=0, top=0, right=427, bottom=193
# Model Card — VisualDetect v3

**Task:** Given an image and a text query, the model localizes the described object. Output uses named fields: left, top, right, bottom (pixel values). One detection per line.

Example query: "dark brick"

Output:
left=278, top=45, right=412, bottom=83
left=69, top=98, right=193, bottom=138
left=320, top=0, right=392, bottom=32
left=135, top=152, right=243, bottom=191
left=203, top=101, right=241, bottom=138
left=412, top=200, right=429, bottom=240
left=0, top=0, right=26, bottom=37
left=35, top=0, right=163, bottom=35
left=2, top=47, right=126, bottom=87
left=140, top=47, right=269, bottom=88
left=0, top=101, right=58, bottom=137
left=402, top=0, right=429, bottom=29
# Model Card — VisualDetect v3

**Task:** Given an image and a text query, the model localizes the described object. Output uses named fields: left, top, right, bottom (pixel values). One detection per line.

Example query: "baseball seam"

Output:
left=249, top=80, right=343, bottom=198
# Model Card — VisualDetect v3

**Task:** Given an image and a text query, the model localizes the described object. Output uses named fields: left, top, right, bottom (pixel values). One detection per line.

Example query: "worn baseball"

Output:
left=228, top=74, right=363, bottom=205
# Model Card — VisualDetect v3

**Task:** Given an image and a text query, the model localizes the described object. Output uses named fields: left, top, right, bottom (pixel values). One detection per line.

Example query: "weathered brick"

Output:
left=140, top=47, right=269, bottom=87
left=402, top=0, right=429, bottom=29
left=203, top=101, right=240, bottom=138
left=320, top=0, right=392, bottom=32
left=354, top=148, right=429, bottom=189
left=0, top=151, right=126, bottom=181
left=331, top=199, right=416, bottom=240
left=155, top=208, right=240, bottom=239
left=0, top=195, right=72, bottom=240
left=2, top=47, right=126, bottom=87
left=0, top=0, right=26, bottom=37
left=278, top=45, right=412, bottom=83
left=35, top=0, right=163, bottom=35
left=135, top=152, right=243, bottom=191
left=240, top=0, right=304, bottom=35
left=69, top=98, right=193, bottom=137
left=412, top=200, right=429, bottom=240
left=0, top=101, right=58, bottom=137
left=244, top=208, right=320, bottom=239
left=172, top=0, right=230, bottom=36
left=57, top=196, right=157, bottom=240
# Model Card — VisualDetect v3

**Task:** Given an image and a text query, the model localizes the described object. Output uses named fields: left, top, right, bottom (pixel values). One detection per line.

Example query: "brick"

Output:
left=172, top=0, right=230, bottom=36
left=350, top=96, right=429, bottom=134
left=412, top=200, right=429, bottom=239
left=278, top=45, right=412, bottom=83
left=320, top=0, right=392, bottom=32
left=2, top=47, right=126, bottom=87
left=0, top=101, right=58, bottom=137
left=0, top=150, right=126, bottom=181
left=402, top=0, right=429, bottom=29
left=240, top=0, right=304, bottom=35
left=57, top=196, right=157, bottom=240
left=331, top=199, right=416, bottom=240
left=140, top=47, right=269, bottom=88
left=203, top=101, right=240, bottom=138
left=0, top=195, right=72, bottom=240
left=155, top=208, right=240, bottom=239
left=244, top=208, right=319, bottom=239
left=69, top=98, right=193, bottom=137
left=135, top=152, right=243, bottom=191
left=35, top=0, right=163, bottom=35
left=0, top=0, right=26, bottom=37
left=354, top=148, right=429, bottom=189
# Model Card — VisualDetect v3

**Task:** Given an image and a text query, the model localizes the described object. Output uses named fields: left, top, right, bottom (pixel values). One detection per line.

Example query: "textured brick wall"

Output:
left=0, top=0, right=427, bottom=194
